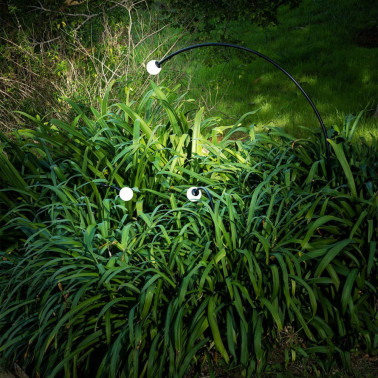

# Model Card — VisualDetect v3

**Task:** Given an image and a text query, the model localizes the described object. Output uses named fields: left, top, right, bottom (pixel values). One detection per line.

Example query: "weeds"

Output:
left=0, top=1, right=185, bottom=132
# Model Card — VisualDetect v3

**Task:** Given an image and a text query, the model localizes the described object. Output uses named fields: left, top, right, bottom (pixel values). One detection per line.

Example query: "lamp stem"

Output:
left=157, top=42, right=330, bottom=159
left=197, top=186, right=215, bottom=211
left=98, top=183, right=121, bottom=191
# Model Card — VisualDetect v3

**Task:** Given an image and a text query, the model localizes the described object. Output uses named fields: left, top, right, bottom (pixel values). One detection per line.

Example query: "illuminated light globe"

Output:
left=187, top=187, right=202, bottom=202
left=146, top=60, right=162, bottom=75
left=119, top=187, right=134, bottom=201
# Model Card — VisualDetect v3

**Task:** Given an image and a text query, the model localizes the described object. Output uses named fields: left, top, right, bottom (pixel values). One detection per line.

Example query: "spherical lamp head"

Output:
left=146, top=60, right=162, bottom=75
left=119, top=187, right=134, bottom=201
left=187, top=187, right=202, bottom=202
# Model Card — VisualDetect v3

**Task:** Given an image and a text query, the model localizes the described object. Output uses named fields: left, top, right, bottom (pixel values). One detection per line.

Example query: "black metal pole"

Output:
left=98, top=183, right=121, bottom=191
left=192, top=186, right=215, bottom=211
left=156, top=42, right=330, bottom=159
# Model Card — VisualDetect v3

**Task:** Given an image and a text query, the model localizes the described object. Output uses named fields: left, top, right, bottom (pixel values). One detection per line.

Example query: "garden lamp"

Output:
left=98, top=183, right=134, bottom=201
left=146, top=42, right=330, bottom=159
left=119, top=187, right=134, bottom=201
left=187, top=186, right=215, bottom=211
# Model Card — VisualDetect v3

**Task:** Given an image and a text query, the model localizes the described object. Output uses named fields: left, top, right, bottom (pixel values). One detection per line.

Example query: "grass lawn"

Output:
left=167, top=0, right=378, bottom=140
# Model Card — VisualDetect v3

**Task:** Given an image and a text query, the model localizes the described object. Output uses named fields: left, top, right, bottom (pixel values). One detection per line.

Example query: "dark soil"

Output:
left=183, top=350, right=378, bottom=377
left=355, top=26, right=378, bottom=48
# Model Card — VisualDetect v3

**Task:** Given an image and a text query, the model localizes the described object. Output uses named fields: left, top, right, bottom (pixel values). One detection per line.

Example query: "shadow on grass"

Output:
left=177, top=0, right=378, bottom=140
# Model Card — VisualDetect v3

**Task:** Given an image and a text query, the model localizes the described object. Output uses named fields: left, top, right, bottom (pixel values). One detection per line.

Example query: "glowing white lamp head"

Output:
left=146, top=60, right=162, bottom=75
left=187, top=187, right=202, bottom=202
left=119, top=187, right=134, bottom=201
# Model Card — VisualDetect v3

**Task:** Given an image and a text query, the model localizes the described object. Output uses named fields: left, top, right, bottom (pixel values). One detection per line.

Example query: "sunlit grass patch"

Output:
left=178, top=0, right=378, bottom=139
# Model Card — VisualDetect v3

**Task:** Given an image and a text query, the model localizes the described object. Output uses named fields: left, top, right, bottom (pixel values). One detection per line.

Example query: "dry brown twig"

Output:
left=0, top=0, right=198, bottom=132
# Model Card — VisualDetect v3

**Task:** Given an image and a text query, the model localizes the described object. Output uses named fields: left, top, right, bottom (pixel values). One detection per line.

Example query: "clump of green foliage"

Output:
left=0, top=83, right=377, bottom=377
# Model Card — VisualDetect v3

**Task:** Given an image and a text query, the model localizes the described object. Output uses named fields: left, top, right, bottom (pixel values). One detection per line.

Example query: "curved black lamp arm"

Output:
left=192, top=186, right=215, bottom=211
left=156, top=42, right=330, bottom=158
left=98, top=183, right=121, bottom=191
